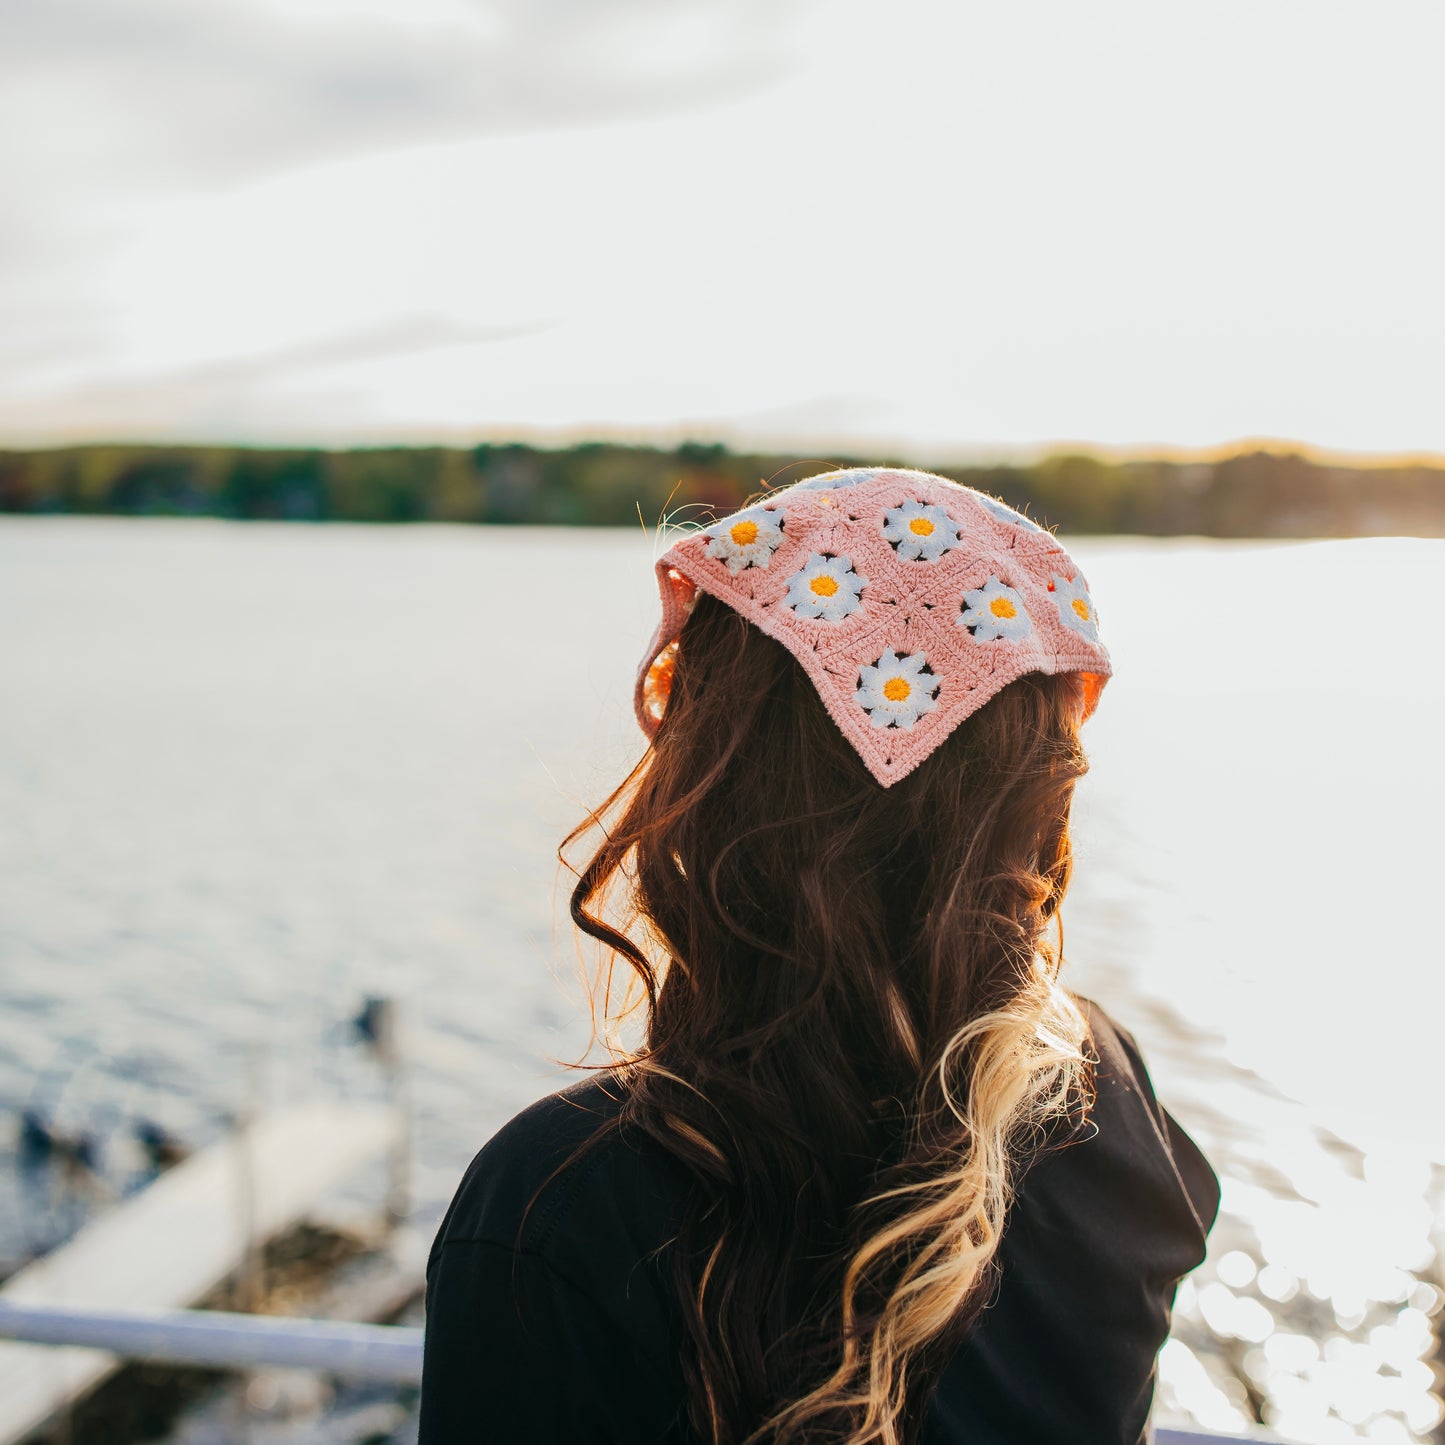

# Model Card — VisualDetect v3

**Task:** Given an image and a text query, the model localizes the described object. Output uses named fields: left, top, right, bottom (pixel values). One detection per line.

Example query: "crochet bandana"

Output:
left=635, top=468, right=1112, bottom=787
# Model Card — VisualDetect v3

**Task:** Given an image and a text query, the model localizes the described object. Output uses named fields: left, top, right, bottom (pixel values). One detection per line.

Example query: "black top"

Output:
left=420, top=1000, right=1219, bottom=1445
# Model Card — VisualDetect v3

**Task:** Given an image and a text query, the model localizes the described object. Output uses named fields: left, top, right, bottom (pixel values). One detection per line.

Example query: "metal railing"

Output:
left=0, top=1301, right=1281, bottom=1441
left=0, top=1301, right=422, bottom=1384
left=1156, top=1434, right=1276, bottom=1445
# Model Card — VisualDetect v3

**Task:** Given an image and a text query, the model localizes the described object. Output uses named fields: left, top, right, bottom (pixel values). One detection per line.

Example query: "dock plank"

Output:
left=0, top=1103, right=396, bottom=1445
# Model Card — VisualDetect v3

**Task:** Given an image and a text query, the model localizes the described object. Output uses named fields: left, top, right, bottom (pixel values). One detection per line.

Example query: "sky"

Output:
left=3, top=0, right=1444, bottom=458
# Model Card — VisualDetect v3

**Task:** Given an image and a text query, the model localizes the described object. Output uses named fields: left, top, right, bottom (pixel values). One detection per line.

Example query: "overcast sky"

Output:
left=3, top=0, right=1443, bottom=457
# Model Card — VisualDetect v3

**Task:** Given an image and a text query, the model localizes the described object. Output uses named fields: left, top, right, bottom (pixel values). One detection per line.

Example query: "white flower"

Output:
left=798, top=469, right=878, bottom=491
left=704, top=506, right=785, bottom=573
left=854, top=648, right=941, bottom=731
left=1051, top=573, right=1100, bottom=639
left=784, top=553, right=868, bottom=622
left=881, top=501, right=964, bottom=562
left=958, top=576, right=1032, bottom=642
left=976, top=493, right=1047, bottom=533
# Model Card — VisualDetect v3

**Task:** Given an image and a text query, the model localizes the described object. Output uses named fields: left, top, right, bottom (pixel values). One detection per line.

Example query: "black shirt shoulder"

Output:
left=925, top=998, right=1221, bottom=1445
left=421, top=1004, right=1220, bottom=1445
left=426, top=1071, right=691, bottom=1328
left=421, top=1075, right=692, bottom=1444
left=1065, top=999, right=1220, bottom=1234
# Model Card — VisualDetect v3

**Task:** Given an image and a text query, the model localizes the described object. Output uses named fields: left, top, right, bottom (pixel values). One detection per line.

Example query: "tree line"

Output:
left=2, top=440, right=1442, bottom=537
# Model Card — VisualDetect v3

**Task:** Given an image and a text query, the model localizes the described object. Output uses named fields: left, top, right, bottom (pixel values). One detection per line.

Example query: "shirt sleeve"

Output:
left=1100, top=1009, right=1222, bottom=1239
left=418, top=1237, right=684, bottom=1445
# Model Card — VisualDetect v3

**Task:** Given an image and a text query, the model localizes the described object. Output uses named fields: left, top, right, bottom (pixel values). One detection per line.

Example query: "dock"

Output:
left=0, top=1102, right=396, bottom=1445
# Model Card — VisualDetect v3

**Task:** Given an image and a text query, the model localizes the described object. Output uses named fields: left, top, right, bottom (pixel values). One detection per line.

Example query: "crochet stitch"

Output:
left=636, top=468, right=1112, bottom=787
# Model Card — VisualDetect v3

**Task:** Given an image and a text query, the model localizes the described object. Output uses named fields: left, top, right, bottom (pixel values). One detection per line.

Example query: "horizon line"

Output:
left=5, top=428, right=1445, bottom=472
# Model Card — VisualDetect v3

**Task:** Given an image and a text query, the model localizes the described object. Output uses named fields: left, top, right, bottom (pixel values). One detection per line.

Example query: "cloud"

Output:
left=0, top=0, right=809, bottom=426
left=0, top=312, right=552, bottom=443
left=0, top=0, right=807, bottom=192
left=247, top=314, right=552, bottom=371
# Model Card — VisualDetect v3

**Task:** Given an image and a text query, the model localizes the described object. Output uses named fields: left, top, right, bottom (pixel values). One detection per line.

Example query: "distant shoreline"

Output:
left=3, top=440, right=1443, bottom=538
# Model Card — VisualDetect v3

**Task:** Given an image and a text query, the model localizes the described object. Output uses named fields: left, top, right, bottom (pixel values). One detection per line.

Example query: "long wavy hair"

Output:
left=563, top=591, right=1095, bottom=1445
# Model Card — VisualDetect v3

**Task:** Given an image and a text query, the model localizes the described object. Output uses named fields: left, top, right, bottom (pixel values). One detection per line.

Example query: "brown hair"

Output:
left=564, top=591, right=1094, bottom=1444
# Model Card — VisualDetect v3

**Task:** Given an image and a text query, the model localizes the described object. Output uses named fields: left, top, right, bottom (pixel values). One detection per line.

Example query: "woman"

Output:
left=420, top=468, right=1219, bottom=1444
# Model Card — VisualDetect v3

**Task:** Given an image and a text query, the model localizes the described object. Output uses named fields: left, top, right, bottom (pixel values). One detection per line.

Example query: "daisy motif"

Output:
left=881, top=501, right=964, bottom=562
left=784, top=553, right=868, bottom=622
left=704, top=506, right=785, bottom=574
left=958, top=576, right=1032, bottom=642
left=976, top=492, right=1047, bottom=534
left=798, top=469, right=879, bottom=491
left=1051, top=573, right=1100, bottom=639
left=854, top=649, right=941, bottom=730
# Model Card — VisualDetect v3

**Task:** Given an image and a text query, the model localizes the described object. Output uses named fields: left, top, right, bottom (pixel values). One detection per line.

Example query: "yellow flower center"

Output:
left=1072, top=597, right=1091, bottom=621
left=990, top=595, right=1017, bottom=619
left=810, top=574, right=840, bottom=597
left=908, top=517, right=935, bottom=537
left=730, top=519, right=759, bottom=547
left=883, top=677, right=912, bottom=702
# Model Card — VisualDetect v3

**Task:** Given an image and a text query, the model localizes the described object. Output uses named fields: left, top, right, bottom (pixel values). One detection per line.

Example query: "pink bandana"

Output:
left=636, top=468, right=1111, bottom=786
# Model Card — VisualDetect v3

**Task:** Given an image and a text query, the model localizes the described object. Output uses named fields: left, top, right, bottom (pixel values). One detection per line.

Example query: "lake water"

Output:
left=1, top=517, right=1441, bottom=1443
